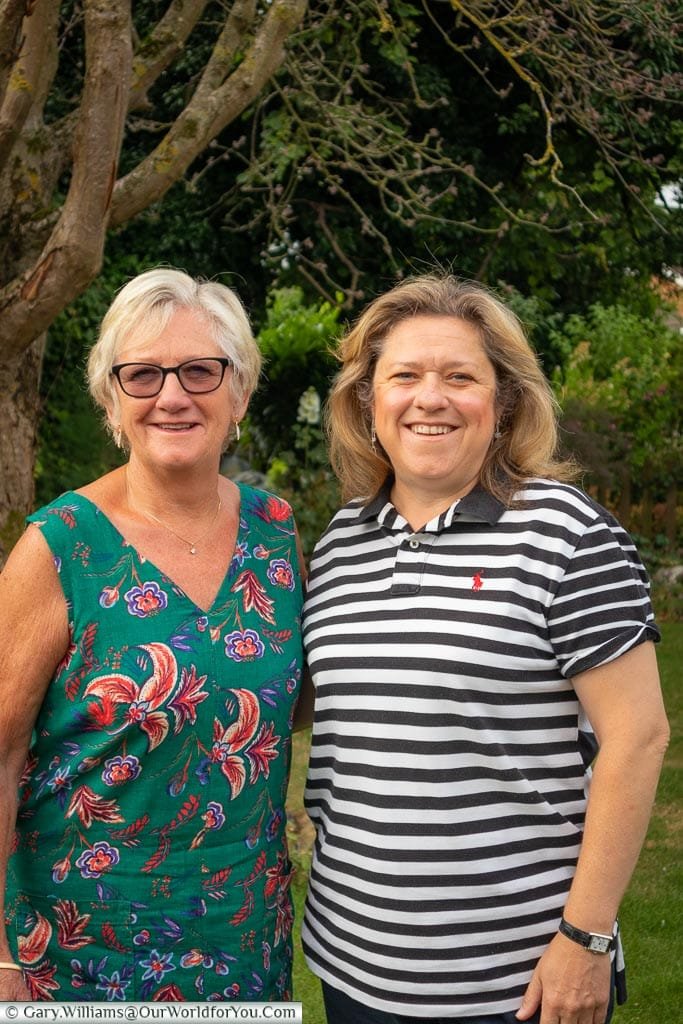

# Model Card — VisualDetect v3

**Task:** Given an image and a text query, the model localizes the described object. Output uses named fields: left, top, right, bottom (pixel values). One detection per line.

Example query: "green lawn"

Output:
left=286, top=622, right=682, bottom=1023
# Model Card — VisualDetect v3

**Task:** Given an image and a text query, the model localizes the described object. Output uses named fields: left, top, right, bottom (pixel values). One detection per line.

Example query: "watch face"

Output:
left=588, top=935, right=612, bottom=954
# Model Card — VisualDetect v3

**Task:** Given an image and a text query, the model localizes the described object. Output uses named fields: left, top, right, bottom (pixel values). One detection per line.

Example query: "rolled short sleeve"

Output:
left=547, top=511, right=659, bottom=678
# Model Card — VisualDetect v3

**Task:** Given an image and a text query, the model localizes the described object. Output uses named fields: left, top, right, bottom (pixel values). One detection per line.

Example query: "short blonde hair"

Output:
left=328, top=274, right=577, bottom=505
left=87, top=268, right=261, bottom=423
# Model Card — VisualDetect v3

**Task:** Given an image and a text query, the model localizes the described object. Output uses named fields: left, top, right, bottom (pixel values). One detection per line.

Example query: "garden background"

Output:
left=1, top=2, right=681, bottom=1020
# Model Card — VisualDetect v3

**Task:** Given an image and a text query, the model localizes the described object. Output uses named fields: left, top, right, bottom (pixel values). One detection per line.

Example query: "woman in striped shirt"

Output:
left=300, top=275, right=669, bottom=1024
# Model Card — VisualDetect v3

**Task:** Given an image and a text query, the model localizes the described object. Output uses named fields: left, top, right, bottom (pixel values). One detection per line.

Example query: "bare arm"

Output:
left=517, top=640, right=669, bottom=1024
left=0, top=526, right=70, bottom=999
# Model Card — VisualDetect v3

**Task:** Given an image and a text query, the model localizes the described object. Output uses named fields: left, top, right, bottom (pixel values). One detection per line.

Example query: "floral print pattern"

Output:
left=7, top=484, right=303, bottom=1001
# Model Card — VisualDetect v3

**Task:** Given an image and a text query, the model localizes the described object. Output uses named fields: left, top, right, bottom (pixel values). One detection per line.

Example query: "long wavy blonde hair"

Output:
left=328, top=274, right=578, bottom=505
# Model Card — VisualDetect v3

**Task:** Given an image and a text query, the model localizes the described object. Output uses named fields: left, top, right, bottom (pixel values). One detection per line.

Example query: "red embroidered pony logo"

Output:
left=472, top=571, right=484, bottom=592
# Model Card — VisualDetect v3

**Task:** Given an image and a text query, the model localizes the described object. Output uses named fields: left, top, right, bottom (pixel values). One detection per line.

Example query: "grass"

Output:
left=285, top=622, right=682, bottom=1023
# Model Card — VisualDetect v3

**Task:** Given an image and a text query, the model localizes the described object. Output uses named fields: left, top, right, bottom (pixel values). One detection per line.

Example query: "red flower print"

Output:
left=153, top=983, right=186, bottom=1001
left=83, top=643, right=178, bottom=750
left=51, top=853, right=71, bottom=884
left=266, top=559, right=295, bottom=591
left=66, top=786, right=123, bottom=828
left=18, top=911, right=52, bottom=965
left=75, top=840, right=120, bottom=879
left=210, top=690, right=261, bottom=799
left=55, top=899, right=95, bottom=951
left=232, top=570, right=276, bottom=624
left=245, top=722, right=280, bottom=783
left=24, top=960, right=59, bottom=1000
left=169, top=665, right=209, bottom=734
left=224, top=628, right=265, bottom=662
left=266, top=496, right=291, bottom=522
left=264, top=851, right=295, bottom=946
left=98, top=585, right=120, bottom=609
left=124, top=581, right=168, bottom=618
left=55, top=626, right=77, bottom=675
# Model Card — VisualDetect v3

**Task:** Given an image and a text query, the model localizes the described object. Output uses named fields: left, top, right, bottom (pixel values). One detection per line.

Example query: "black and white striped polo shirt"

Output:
left=301, top=478, right=658, bottom=1017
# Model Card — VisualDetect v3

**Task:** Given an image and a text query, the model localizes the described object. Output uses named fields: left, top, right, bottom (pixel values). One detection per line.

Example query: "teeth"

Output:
left=157, top=424, right=192, bottom=430
left=411, top=424, right=453, bottom=435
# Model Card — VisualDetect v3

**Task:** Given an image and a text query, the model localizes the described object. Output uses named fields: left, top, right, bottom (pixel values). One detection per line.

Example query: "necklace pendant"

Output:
left=189, top=546, right=197, bottom=555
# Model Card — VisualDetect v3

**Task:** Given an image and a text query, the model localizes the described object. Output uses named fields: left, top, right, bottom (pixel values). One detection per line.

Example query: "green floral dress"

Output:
left=5, top=485, right=303, bottom=1002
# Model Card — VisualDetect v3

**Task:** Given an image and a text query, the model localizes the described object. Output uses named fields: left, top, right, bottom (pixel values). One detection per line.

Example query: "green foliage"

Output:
left=265, top=401, right=340, bottom=563
left=247, top=287, right=343, bottom=559
left=551, top=303, right=682, bottom=493
left=35, top=265, right=138, bottom=504
left=247, top=286, right=341, bottom=465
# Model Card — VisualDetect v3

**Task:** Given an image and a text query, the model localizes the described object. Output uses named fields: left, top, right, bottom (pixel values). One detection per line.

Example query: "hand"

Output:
left=0, top=968, right=32, bottom=1001
left=516, top=932, right=612, bottom=1024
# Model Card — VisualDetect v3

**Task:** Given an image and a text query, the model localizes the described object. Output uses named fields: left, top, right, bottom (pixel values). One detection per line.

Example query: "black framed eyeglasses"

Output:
left=111, top=357, right=233, bottom=397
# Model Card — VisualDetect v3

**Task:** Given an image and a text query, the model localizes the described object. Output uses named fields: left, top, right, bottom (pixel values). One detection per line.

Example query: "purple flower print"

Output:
left=98, top=585, right=120, bottom=608
left=51, top=853, right=71, bottom=884
left=266, top=558, right=295, bottom=591
left=140, top=950, right=176, bottom=982
left=47, top=766, right=73, bottom=794
left=76, top=841, right=120, bottom=879
left=202, top=801, right=226, bottom=830
left=101, top=755, right=142, bottom=786
left=96, top=971, right=130, bottom=1001
left=124, top=581, right=168, bottom=618
left=224, top=629, right=265, bottom=662
left=266, top=808, right=284, bottom=842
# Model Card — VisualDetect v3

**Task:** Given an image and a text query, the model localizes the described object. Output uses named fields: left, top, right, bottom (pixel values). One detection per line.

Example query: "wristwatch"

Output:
left=559, top=917, right=615, bottom=954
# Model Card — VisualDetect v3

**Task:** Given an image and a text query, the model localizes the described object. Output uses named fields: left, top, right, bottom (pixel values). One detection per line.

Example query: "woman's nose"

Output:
left=155, top=370, right=191, bottom=406
left=414, top=374, right=449, bottom=408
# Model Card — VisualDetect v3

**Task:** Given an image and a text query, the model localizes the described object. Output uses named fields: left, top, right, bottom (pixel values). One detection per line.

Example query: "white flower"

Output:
left=297, top=387, right=321, bottom=425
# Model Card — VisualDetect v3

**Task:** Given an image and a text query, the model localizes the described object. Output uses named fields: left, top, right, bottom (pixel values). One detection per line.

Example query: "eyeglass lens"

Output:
left=114, top=359, right=229, bottom=396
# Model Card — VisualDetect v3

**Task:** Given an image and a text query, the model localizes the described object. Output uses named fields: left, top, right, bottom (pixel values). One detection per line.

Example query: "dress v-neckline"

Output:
left=71, top=487, right=245, bottom=615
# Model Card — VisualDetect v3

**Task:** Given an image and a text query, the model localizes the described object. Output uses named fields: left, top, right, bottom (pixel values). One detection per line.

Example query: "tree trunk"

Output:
left=0, top=333, right=45, bottom=565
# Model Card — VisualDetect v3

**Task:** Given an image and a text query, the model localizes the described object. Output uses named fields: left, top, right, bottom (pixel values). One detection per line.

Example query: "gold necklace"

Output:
left=127, top=479, right=222, bottom=555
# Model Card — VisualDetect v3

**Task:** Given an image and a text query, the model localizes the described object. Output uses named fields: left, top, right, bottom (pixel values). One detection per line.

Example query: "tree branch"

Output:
left=0, top=0, right=133, bottom=359
left=110, top=0, right=308, bottom=227
left=0, top=0, right=59, bottom=178
left=0, top=0, right=28, bottom=103
left=129, top=0, right=209, bottom=110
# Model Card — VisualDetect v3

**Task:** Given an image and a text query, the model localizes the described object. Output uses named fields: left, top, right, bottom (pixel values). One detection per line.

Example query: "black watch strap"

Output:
left=559, top=917, right=614, bottom=954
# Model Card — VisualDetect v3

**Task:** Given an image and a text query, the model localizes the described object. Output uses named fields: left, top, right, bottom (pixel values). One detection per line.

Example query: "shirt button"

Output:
left=408, top=538, right=420, bottom=550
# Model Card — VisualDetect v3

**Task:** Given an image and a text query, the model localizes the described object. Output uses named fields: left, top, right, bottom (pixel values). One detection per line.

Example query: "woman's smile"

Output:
left=372, top=314, right=498, bottom=516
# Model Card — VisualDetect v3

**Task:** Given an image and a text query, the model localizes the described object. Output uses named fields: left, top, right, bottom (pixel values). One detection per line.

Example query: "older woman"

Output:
left=301, top=275, right=669, bottom=1024
left=0, top=268, right=306, bottom=1001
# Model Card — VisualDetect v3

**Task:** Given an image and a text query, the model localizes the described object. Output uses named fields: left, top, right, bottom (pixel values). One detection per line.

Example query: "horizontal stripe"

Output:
left=301, top=478, right=657, bottom=1016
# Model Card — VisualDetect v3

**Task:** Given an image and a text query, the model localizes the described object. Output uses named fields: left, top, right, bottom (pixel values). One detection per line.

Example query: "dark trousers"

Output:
left=321, top=980, right=616, bottom=1024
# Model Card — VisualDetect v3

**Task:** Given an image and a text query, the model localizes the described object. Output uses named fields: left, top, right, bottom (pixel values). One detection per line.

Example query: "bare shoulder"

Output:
left=1, top=522, right=64, bottom=603
left=0, top=524, right=70, bottom=691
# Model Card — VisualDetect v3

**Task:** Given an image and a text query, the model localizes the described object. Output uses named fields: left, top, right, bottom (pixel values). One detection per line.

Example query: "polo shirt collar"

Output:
left=356, top=481, right=506, bottom=529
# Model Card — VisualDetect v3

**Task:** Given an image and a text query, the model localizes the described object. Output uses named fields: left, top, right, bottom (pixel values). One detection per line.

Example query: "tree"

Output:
left=551, top=302, right=682, bottom=541
left=0, top=0, right=680, bottom=561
